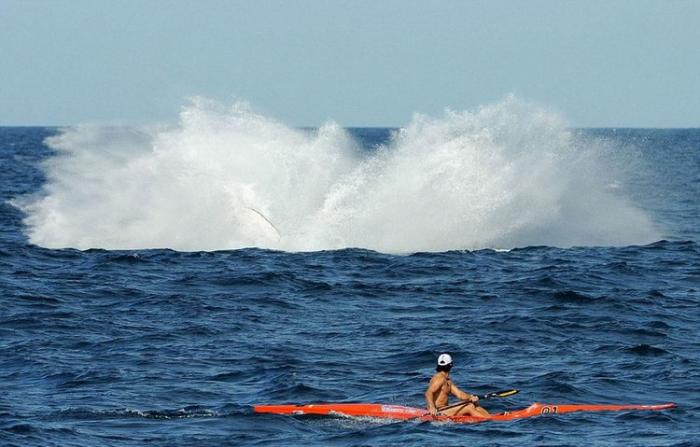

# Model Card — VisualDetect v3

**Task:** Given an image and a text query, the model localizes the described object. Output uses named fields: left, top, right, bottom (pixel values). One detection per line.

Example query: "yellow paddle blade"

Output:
left=482, top=389, right=519, bottom=399
left=495, top=389, right=518, bottom=397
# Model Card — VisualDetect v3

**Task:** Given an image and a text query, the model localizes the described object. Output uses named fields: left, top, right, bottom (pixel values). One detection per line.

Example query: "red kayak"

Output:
left=254, top=401, right=676, bottom=423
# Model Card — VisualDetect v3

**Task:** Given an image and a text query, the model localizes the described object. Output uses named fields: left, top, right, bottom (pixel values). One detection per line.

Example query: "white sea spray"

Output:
left=18, top=96, right=660, bottom=252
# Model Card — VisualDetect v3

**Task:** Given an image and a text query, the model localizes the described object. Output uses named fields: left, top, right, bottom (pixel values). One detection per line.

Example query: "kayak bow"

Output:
left=254, top=401, right=676, bottom=423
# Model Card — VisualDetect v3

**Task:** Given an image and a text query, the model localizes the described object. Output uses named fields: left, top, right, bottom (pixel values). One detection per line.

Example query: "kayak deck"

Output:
left=254, top=402, right=676, bottom=423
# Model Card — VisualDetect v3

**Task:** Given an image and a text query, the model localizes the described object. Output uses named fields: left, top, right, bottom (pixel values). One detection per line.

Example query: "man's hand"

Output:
left=470, top=395, right=479, bottom=404
left=428, top=407, right=438, bottom=416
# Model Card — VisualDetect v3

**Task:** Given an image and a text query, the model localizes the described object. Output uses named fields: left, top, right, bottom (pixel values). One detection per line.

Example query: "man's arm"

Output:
left=451, top=383, right=478, bottom=403
left=425, top=375, right=445, bottom=415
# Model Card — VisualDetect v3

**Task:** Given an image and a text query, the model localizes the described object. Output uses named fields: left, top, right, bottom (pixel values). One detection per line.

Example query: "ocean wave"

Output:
left=17, top=96, right=660, bottom=252
left=49, top=406, right=219, bottom=420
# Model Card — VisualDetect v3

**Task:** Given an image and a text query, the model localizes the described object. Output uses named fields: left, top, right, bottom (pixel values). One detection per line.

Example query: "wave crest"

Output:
left=18, top=96, right=659, bottom=252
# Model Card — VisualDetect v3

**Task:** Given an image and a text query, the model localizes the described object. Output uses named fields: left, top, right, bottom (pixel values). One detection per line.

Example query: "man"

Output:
left=425, top=353, right=490, bottom=417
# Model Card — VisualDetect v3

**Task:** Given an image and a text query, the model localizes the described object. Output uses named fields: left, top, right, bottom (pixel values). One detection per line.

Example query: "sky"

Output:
left=1, top=0, right=698, bottom=127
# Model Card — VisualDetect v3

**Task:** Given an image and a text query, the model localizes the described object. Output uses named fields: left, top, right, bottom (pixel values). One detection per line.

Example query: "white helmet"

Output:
left=437, top=353, right=453, bottom=366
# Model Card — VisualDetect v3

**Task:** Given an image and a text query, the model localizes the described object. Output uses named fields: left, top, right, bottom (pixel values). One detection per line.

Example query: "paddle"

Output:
left=437, top=389, right=519, bottom=412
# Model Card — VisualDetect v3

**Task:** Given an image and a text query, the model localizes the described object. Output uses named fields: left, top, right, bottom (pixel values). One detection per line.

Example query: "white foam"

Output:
left=18, top=96, right=660, bottom=252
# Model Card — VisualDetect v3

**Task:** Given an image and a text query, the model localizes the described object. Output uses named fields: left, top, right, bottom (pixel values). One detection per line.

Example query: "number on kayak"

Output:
left=540, top=405, right=558, bottom=415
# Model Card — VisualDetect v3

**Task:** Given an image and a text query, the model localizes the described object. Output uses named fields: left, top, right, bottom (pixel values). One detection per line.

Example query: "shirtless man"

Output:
left=425, top=353, right=490, bottom=417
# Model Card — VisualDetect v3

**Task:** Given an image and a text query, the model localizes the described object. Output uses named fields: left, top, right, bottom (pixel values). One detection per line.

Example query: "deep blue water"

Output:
left=1, top=127, right=699, bottom=446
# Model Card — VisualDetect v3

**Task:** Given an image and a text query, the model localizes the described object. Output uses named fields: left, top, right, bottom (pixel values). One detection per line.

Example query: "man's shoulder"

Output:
left=429, top=372, right=446, bottom=384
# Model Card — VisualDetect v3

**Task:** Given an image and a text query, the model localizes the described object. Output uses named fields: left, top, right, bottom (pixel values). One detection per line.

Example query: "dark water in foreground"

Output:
left=1, top=127, right=699, bottom=446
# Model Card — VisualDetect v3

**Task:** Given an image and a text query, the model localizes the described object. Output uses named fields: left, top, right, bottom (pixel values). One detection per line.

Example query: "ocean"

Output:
left=1, top=99, right=699, bottom=446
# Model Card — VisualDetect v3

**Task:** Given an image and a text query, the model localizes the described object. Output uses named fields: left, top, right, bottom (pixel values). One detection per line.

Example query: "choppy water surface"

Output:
left=1, top=121, right=699, bottom=446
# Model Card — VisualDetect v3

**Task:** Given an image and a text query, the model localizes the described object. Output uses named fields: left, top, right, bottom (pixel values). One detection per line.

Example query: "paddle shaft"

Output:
left=438, top=389, right=518, bottom=412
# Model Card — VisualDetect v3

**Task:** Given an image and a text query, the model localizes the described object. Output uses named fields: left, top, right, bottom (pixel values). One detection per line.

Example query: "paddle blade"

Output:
left=480, top=389, right=519, bottom=399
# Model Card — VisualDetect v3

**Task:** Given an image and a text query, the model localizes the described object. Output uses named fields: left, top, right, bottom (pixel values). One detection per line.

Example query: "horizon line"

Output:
left=2, top=124, right=700, bottom=130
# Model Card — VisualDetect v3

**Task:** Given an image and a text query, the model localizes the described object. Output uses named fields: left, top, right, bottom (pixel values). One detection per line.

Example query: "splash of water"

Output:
left=18, top=96, right=660, bottom=252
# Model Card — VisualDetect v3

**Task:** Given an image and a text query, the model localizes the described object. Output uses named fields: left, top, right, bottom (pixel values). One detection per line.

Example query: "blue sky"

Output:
left=1, top=0, right=698, bottom=127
